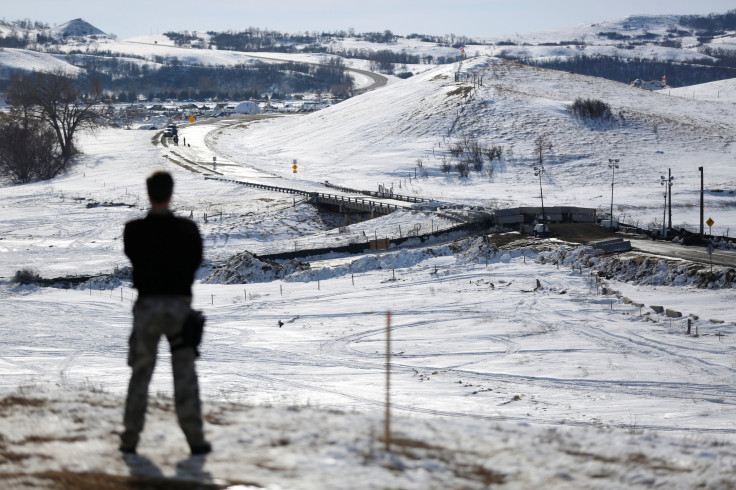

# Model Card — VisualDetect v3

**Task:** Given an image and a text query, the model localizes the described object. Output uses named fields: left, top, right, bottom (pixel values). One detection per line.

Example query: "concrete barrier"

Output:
left=650, top=305, right=664, bottom=314
left=665, top=309, right=682, bottom=318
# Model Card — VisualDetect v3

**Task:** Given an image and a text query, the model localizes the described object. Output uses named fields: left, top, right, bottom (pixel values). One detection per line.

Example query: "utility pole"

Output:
left=608, top=159, right=620, bottom=228
left=698, top=166, right=704, bottom=237
left=660, top=171, right=674, bottom=236
left=662, top=191, right=667, bottom=238
left=668, top=168, right=673, bottom=230
left=534, top=165, right=546, bottom=231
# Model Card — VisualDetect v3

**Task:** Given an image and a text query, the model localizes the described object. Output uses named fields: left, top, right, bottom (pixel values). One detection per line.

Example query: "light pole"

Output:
left=660, top=171, right=674, bottom=237
left=534, top=165, right=546, bottom=231
left=698, top=166, right=704, bottom=237
left=608, top=159, right=619, bottom=228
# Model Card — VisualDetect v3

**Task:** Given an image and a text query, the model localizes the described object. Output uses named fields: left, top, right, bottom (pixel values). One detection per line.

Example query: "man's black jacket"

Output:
left=124, top=210, right=202, bottom=297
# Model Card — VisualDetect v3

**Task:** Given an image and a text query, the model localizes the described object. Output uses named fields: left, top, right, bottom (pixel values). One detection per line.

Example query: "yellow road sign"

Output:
left=707, top=217, right=715, bottom=227
left=188, top=116, right=195, bottom=122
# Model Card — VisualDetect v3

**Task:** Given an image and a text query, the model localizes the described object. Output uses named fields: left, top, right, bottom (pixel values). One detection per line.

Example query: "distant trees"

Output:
left=679, top=9, right=736, bottom=34
left=514, top=54, right=736, bottom=88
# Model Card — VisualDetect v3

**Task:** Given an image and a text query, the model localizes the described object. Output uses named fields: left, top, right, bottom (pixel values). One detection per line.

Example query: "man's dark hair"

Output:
left=146, top=171, right=174, bottom=204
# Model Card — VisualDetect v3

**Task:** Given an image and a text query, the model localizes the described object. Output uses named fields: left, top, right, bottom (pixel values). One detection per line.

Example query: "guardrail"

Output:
left=314, top=193, right=403, bottom=214
left=205, top=176, right=410, bottom=214
left=323, top=181, right=427, bottom=204
left=204, top=176, right=313, bottom=197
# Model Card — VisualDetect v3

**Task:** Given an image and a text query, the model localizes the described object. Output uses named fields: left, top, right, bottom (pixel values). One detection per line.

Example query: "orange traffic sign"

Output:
left=707, top=217, right=715, bottom=227
left=188, top=116, right=195, bottom=122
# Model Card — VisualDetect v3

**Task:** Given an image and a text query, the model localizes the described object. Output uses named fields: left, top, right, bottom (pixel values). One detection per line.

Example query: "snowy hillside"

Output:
left=0, top=48, right=81, bottom=77
left=213, top=56, right=736, bottom=236
left=670, top=76, right=736, bottom=101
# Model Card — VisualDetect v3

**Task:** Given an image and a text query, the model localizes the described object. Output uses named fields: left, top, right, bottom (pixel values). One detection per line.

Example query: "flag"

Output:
left=460, top=45, right=465, bottom=54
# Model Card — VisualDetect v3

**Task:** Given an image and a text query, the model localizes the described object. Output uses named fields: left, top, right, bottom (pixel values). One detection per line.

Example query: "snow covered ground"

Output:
left=1, top=55, right=736, bottom=487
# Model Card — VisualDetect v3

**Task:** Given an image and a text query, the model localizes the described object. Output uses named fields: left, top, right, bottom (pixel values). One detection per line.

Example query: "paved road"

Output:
left=630, top=239, right=736, bottom=268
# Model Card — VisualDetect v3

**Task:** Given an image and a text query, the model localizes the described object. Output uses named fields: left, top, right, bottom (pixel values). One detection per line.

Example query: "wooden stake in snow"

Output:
left=385, top=310, right=392, bottom=452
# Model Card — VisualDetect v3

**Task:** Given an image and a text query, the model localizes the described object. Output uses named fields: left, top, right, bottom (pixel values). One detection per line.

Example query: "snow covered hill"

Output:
left=48, top=18, right=105, bottom=38
left=212, top=56, right=736, bottom=236
left=0, top=48, right=81, bottom=77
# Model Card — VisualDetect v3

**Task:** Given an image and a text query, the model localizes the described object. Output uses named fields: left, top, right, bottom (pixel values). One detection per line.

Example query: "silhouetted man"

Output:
left=120, top=170, right=210, bottom=455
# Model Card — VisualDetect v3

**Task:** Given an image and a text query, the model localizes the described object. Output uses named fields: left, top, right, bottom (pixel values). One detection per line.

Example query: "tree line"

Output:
left=512, top=54, right=736, bottom=88
left=99, top=58, right=353, bottom=101
left=679, top=9, right=736, bottom=34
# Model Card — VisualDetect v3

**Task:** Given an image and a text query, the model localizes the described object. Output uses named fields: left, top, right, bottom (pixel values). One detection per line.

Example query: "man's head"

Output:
left=146, top=171, right=174, bottom=207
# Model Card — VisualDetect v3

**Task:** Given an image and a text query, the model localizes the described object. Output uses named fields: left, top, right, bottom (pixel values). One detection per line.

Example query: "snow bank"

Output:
left=540, top=246, right=736, bottom=289
left=204, top=250, right=308, bottom=284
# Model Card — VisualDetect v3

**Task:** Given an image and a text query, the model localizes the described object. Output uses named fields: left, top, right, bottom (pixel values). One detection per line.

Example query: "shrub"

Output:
left=484, top=145, right=503, bottom=162
left=440, top=156, right=452, bottom=173
left=449, top=142, right=464, bottom=157
left=455, top=161, right=470, bottom=177
left=571, top=98, right=612, bottom=120
left=13, top=268, right=42, bottom=285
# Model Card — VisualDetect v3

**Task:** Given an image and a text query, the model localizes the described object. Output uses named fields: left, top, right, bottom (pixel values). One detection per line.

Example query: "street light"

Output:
left=698, top=166, right=704, bottom=237
left=534, top=165, right=546, bottom=232
left=608, top=158, right=619, bottom=228
left=660, top=170, right=674, bottom=237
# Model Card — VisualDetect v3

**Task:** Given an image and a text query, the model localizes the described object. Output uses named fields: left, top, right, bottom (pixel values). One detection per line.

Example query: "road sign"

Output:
left=189, top=116, right=195, bottom=122
left=292, top=160, right=298, bottom=174
left=706, top=217, right=714, bottom=227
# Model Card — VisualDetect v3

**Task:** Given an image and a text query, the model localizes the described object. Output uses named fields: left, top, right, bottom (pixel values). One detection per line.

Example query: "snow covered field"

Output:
left=2, top=54, right=736, bottom=487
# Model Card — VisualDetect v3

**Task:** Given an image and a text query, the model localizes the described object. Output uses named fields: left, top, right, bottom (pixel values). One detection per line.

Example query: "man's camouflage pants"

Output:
left=121, top=295, right=206, bottom=450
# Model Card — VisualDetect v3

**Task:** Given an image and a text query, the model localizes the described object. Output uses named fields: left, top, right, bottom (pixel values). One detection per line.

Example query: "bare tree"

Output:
left=9, top=69, right=103, bottom=160
left=533, top=134, right=553, bottom=166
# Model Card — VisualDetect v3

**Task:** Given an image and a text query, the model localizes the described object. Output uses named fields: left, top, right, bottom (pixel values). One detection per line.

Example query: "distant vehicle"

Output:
left=163, top=128, right=174, bottom=137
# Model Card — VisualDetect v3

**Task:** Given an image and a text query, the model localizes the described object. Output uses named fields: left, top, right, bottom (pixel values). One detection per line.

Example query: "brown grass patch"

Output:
left=446, top=86, right=472, bottom=98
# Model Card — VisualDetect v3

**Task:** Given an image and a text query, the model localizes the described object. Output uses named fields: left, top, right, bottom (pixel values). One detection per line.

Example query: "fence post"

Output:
left=385, top=311, right=392, bottom=452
